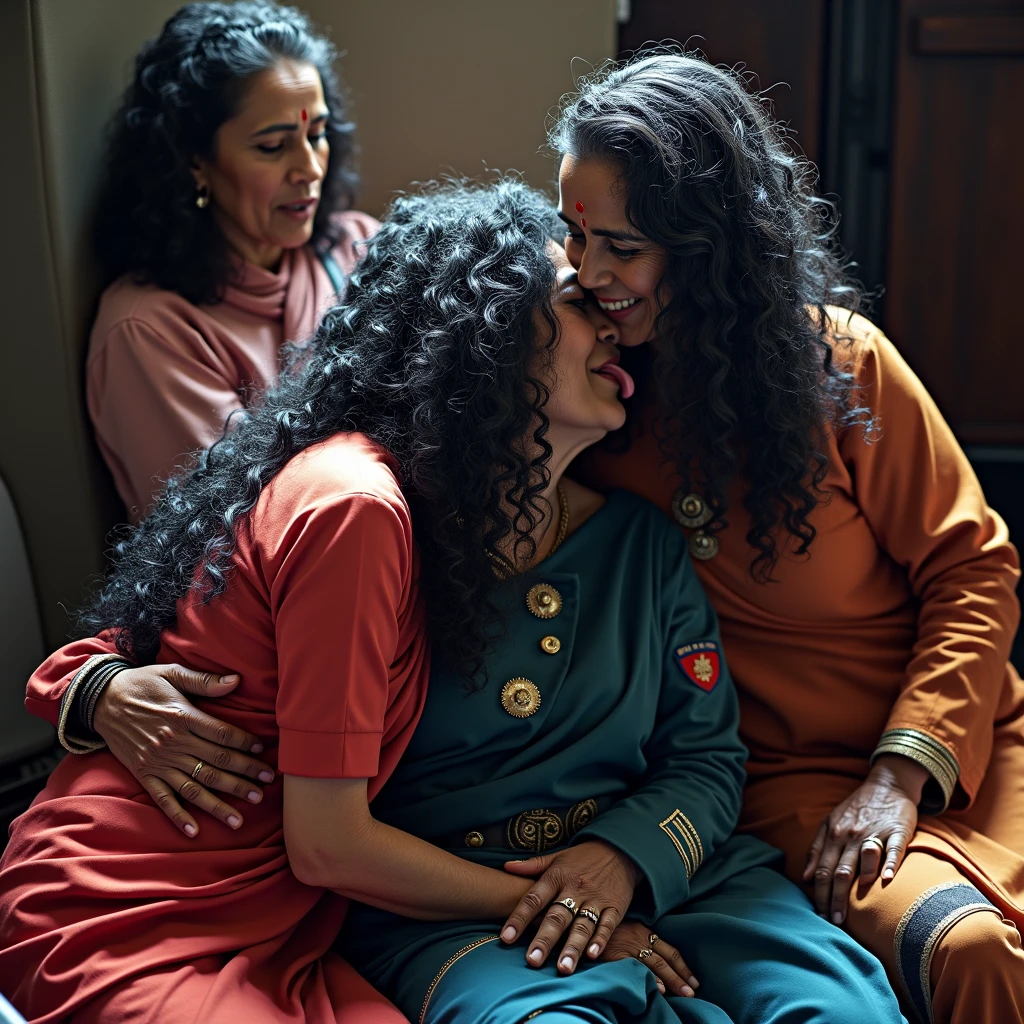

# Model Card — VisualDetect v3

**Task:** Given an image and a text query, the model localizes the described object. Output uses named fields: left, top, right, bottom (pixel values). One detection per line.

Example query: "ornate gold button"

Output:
left=464, top=831, right=484, bottom=848
left=506, top=809, right=564, bottom=852
left=501, top=677, right=542, bottom=718
left=540, top=635, right=561, bottom=655
left=672, top=489, right=712, bottom=529
left=526, top=583, right=562, bottom=619
left=688, top=529, right=719, bottom=560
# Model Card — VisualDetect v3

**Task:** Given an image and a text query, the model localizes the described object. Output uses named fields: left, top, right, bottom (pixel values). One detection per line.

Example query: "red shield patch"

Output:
left=674, top=641, right=721, bottom=692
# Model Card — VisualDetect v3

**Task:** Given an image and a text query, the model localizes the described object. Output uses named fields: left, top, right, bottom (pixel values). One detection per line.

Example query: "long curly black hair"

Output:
left=81, top=179, right=562, bottom=683
left=551, top=49, right=873, bottom=580
left=94, top=1, right=358, bottom=306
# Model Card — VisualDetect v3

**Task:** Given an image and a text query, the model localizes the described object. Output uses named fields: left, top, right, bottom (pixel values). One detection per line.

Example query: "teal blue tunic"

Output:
left=340, top=492, right=904, bottom=1024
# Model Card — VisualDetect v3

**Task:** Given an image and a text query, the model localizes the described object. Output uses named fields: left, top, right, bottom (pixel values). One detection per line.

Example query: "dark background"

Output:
left=621, top=0, right=1024, bottom=668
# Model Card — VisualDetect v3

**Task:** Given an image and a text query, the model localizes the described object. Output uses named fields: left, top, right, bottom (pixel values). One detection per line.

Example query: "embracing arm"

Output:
left=570, top=530, right=747, bottom=922
left=284, top=776, right=530, bottom=920
left=840, top=314, right=1021, bottom=809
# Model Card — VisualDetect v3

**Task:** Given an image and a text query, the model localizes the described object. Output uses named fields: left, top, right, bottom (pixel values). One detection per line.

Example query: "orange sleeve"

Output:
left=24, top=634, right=122, bottom=727
left=837, top=314, right=1021, bottom=804
left=266, top=492, right=412, bottom=779
left=87, top=318, right=245, bottom=520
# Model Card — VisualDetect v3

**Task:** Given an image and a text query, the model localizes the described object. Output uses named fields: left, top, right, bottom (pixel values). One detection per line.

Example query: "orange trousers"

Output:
left=743, top=718, right=1024, bottom=1024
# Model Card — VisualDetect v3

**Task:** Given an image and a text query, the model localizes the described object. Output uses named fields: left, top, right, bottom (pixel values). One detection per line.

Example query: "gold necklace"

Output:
left=488, top=484, right=570, bottom=576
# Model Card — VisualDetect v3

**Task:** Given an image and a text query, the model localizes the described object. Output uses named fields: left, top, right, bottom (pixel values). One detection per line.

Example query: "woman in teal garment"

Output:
left=13, top=180, right=904, bottom=1023
left=339, top=485, right=905, bottom=1024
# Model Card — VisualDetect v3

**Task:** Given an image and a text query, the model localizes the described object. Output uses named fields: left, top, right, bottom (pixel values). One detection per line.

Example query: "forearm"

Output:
left=299, top=814, right=532, bottom=921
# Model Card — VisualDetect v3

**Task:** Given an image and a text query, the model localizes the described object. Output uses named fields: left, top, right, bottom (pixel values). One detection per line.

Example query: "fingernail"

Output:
left=258, top=771, right=274, bottom=783
left=221, top=675, right=240, bottom=683
left=184, top=823, right=197, bottom=836
left=832, top=913, right=843, bottom=925
left=227, top=815, right=241, bottom=828
left=883, top=869, right=893, bottom=879
left=681, top=985, right=694, bottom=997
left=251, top=743, right=264, bottom=754
left=656, top=981, right=666, bottom=993
left=501, top=927, right=516, bottom=942
left=528, top=948, right=543, bottom=964
left=687, top=975, right=699, bottom=988
left=247, top=791, right=260, bottom=802
left=559, top=956, right=573, bottom=971
left=588, top=943, right=600, bottom=957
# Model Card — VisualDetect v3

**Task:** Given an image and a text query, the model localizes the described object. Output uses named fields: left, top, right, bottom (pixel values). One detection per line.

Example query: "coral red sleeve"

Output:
left=265, top=492, right=412, bottom=779
left=24, top=633, right=122, bottom=727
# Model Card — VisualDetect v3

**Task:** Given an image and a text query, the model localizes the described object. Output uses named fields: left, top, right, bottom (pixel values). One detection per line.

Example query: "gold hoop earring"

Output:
left=195, top=185, right=210, bottom=209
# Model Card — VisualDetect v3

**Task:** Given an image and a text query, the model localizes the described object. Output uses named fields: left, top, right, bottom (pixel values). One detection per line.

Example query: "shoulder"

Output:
left=91, top=276, right=205, bottom=354
left=821, top=306, right=903, bottom=382
left=256, top=433, right=410, bottom=544
left=331, top=209, right=381, bottom=244
left=597, top=488, right=690, bottom=561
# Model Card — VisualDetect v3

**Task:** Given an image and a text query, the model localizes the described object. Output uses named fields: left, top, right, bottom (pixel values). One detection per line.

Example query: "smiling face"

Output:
left=191, top=59, right=330, bottom=270
left=558, top=155, right=668, bottom=347
left=536, top=243, right=633, bottom=457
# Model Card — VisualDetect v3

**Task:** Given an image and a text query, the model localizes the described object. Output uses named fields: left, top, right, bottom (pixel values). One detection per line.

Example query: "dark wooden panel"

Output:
left=886, top=0, right=1024, bottom=444
left=915, top=14, right=1024, bottom=54
left=619, top=0, right=828, bottom=163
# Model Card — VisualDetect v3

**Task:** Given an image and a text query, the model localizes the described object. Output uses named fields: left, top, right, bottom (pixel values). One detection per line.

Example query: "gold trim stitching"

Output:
left=659, top=809, right=703, bottom=878
left=418, top=935, right=497, bottom=1024
left=873, top=729, right=960, bottom=810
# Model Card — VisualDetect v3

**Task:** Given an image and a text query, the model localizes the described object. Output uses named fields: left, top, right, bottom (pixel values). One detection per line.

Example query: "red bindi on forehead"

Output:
left=301, top=109, right=308, bottom=122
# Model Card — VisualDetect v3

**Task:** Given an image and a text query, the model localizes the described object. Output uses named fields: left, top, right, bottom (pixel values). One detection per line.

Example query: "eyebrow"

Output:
left=557, top=210, right=647, bottom=244
left=251, top=112, right=328, bottom=137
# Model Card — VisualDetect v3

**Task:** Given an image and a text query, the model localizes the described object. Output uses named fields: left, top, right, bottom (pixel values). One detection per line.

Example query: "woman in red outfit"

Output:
left=0, top=181, right=676, bottom=1023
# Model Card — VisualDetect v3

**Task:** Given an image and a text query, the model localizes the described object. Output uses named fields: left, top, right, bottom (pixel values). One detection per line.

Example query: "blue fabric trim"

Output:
left=894, top=882, right=997, bottom=1023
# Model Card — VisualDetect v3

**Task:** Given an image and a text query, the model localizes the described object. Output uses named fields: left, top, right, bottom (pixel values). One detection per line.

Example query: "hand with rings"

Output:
left=599, top=921, right=700, bottom=998
left=500, top=840, right=641, bottom=974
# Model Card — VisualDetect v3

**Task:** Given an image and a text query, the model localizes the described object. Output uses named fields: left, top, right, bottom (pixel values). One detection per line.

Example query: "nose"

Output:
left=586, top=297, right=620, bottom=344
left=575, top=246, right=615, bottom=292
left=289, top=137, right=325, bottom=185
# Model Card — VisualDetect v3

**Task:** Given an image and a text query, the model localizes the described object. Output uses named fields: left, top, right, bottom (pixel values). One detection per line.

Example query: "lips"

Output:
left=592, top=359, right=636, bottom=399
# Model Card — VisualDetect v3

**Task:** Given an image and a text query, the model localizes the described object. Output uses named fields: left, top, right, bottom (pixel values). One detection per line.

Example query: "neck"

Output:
left=516, top=428, right=602, bottom=567
left=214, top=213, right=284, bottom=271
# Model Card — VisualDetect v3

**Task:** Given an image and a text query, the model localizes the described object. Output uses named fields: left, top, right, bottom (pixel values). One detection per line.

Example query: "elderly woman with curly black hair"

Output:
left=552, top=52, right=1024, bottom=1024
left=1, top=180, right=903, bottom=1024
left=88, top=0, right=377, bottom=520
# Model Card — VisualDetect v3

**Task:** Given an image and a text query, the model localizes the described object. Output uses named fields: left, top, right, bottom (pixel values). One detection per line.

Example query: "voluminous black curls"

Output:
left=80, top=179, right=563, bottom=684
left=551, top=49, right=873, bottom=580
left=94, top=1, right=358, bottom=306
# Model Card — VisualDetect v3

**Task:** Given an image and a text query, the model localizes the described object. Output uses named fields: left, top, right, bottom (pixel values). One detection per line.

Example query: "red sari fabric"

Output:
left=0, top=434, right=427, bottom=1023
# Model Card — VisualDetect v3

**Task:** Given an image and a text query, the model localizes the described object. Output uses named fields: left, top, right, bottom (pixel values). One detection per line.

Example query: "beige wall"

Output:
left=303, top=0, right=618, bottom=215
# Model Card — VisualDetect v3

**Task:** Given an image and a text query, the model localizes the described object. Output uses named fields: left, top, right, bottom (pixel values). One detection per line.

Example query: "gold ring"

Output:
left=553, top=897, right=578, bottom=916
left=578, top=907, right=600, bottom=925
left=862, top=834, right=885, bottom=851
left=191, top=761, right=204, bottom=780
left=649, top=933, right=660, bottom=948
left=637, top=947, right=654, bottom=961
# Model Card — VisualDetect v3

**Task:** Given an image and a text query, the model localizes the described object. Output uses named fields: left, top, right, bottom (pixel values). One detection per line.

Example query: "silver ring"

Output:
left=191, top=760, right=204, bottom=780
left=578, top=906, right=600, bottom=926
left=636, top=947, right=654, bottom=961
left=553, top=897, right=578, bottom=916
left=861, top=834, right=885, bottom=852
left=649, top=932, right=660, bottom=948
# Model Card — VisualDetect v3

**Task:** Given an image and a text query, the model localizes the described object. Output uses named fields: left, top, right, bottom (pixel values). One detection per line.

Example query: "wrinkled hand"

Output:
left=601, top=920, right=699, bottom=998
left=803, top=755, right=926, bottom=923
left=93, top=665, right=275, bottom=838
left=501, top=840, right=640, bottom=973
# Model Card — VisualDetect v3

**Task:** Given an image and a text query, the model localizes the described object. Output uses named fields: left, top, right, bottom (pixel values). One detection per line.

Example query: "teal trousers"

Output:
left=351, top=867, right=906, bottom=1024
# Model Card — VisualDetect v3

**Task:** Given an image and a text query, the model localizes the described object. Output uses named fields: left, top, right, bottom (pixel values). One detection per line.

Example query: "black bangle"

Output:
left=67, top=660, right=130, bottom=742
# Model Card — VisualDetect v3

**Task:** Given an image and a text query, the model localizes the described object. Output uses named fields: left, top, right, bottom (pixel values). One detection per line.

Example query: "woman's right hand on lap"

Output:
left=92, top=665, right=274, bottom=837
left=600, top=921, right=698, bottom=998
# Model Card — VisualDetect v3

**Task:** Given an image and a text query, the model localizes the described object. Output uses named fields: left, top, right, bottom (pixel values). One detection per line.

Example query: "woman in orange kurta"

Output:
left=550, top=53, right=1023, bottom=1024
left=86, top=3, right=378, bottom=520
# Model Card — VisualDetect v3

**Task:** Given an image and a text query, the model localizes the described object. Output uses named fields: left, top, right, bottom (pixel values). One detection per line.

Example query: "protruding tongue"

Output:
left=599, top=363, right=636, bottom=399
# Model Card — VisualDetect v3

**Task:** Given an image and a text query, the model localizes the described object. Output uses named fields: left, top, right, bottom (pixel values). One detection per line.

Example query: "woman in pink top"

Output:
left=87, top=1, right=378, bottom=520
